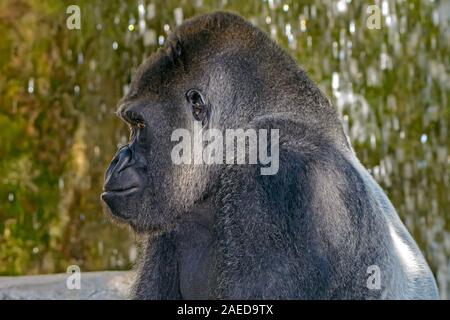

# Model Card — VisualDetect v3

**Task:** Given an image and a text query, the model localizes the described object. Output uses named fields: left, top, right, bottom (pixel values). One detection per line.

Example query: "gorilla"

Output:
left=101, top=12, right=439, bottom=299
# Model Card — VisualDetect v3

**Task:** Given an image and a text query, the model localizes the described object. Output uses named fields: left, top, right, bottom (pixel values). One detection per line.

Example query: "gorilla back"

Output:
left=101, top=12, right=439, bottom=299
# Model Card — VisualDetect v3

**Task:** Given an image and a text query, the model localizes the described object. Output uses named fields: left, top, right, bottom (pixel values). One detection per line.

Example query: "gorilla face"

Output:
left=101, top=35, right=217, bottom=232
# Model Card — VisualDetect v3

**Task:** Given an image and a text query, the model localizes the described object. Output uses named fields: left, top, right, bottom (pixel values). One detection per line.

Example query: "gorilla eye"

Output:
left=186, top=89, right=208, bottom=125
left=137, top=122, right=145, bottom=129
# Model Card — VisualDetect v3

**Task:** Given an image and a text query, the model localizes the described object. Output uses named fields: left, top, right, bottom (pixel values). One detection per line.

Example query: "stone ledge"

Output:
left=0, top=271, right=133, bottom=300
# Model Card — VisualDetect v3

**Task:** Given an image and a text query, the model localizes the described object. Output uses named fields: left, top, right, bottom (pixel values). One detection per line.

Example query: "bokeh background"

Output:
left=0, top=0, right=449, bottom=298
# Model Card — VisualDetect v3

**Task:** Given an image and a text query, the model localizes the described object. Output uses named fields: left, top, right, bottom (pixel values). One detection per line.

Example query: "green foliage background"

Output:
left=0, top=0, right=449, bottom=297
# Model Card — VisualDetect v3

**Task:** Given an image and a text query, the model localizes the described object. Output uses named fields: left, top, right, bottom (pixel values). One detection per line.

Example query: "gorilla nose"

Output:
left=107, top=145, right=132, bottom=176
left=103, top=145, right=142, bottom=192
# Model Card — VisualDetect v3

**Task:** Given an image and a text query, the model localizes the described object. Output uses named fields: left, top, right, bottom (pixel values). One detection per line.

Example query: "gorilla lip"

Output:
left=101, top=186, right=140, bottom=198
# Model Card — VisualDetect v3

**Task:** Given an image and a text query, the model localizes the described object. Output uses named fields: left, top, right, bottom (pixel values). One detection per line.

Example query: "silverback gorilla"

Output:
left=101, top=12, right=439, bottom=299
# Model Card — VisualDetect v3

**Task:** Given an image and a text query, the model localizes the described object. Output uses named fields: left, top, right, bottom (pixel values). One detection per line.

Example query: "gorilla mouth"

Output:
left=100, top=185, right=141, bottom=210
left=101, top=186, right=140, bottom=197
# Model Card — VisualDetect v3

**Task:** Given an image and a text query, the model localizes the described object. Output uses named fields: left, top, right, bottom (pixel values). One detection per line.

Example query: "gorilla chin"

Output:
left=101, top=188, right=141, bottom=221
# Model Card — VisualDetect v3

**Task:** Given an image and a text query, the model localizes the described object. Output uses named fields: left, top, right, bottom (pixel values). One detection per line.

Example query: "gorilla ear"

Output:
left=186, top=89, right=208, bottom=126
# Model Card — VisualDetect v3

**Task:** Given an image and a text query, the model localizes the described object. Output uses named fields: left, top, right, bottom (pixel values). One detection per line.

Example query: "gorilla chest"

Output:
left=175, top=220, right=214, bottom=299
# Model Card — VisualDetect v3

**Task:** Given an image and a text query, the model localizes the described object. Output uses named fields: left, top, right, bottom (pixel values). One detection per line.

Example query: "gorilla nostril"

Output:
left=114, top=146, right=133, bottom=173
left=103, top=144, right=142, bottom=193
left=105, top=145, right=132, bottom=180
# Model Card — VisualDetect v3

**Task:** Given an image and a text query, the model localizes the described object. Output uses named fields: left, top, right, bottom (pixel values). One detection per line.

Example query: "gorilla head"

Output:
left=101, top=12, right=345, bottom=232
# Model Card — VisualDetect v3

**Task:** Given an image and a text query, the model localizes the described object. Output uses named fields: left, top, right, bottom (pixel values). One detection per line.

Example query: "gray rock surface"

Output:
left=0, top=271, right=133, bottom=300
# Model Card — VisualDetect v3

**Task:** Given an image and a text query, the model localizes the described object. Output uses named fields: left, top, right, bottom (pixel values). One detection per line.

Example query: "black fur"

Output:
left=102, top=12, right=438, bottom=299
